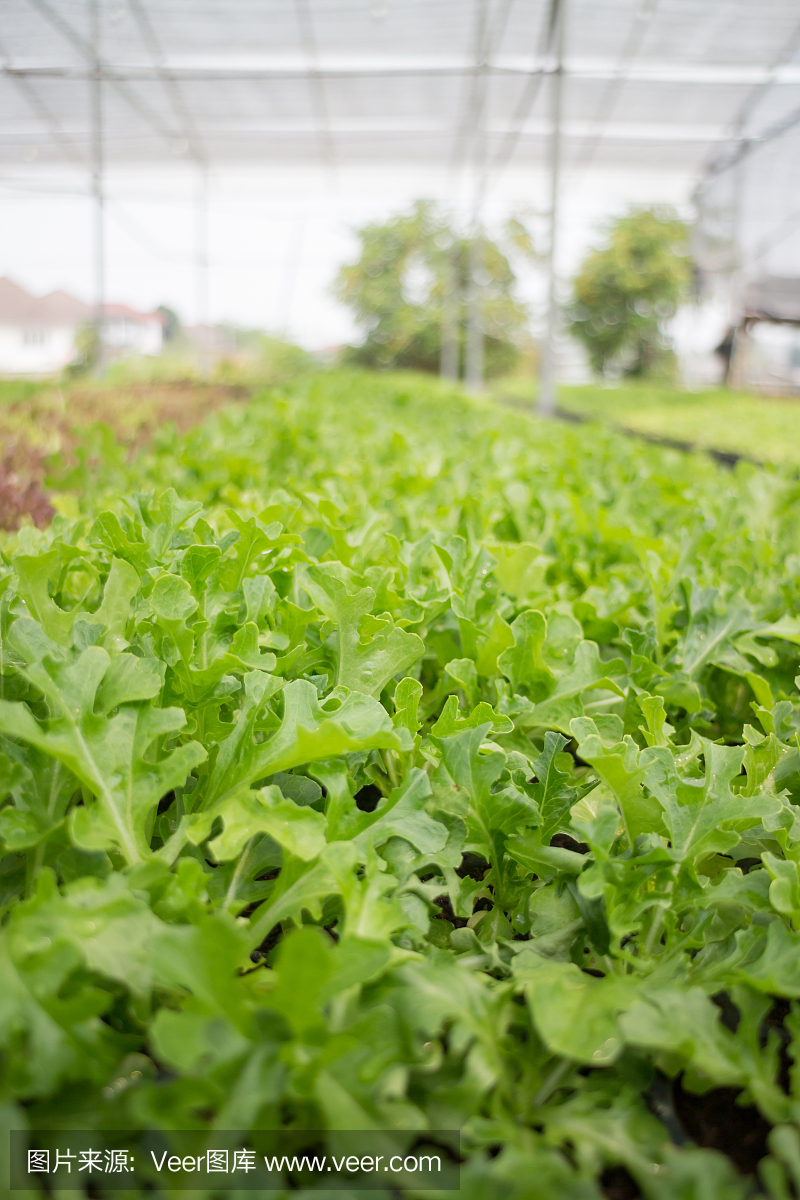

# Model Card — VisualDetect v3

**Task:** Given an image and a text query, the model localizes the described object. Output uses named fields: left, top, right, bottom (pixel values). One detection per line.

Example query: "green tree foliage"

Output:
left=569, top=207, right=692, bottom=377
left=65, top=321, right=100, bottom=377
left=156, top=304, right=181, bottom=342
left=335, top=201, right=533, bottom=376
left=213, top=329, right=315, bottom=386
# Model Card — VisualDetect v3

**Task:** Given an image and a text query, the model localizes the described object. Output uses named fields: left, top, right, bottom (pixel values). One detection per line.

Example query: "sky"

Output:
left=0, top=159, right=695, bottom=350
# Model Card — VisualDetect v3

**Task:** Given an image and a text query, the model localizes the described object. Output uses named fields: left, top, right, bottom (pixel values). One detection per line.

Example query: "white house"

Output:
left=0, top=277, right=91, bottom=376
left=102, top=302, right=164, bottom=359
left=0, top=277, right=164, bottom=376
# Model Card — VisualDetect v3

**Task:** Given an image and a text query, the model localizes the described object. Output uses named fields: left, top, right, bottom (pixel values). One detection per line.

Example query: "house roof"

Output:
left=0, top=277, right=160, bottom=327
left=0, top=276, right=91, bottom=326
left=103, top=303, right=163, bottom=324
left=744, top=277, right=800, bottom=324
left=0, top=277, right=39, bottom=324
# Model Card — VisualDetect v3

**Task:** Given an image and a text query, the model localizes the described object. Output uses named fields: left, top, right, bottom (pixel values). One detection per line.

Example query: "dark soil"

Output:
left=354, top=784, right=383, bottom=812
left=600, top=1165, right=641, bottom=1199
left=594, top=995, right=789, bottom=1194
left=597, top=1074, right=771, bottom=1199
left=432, top=893, right=468, bottom=928
left=550, top=832, right=589, bottom=854
left=250, top=921, right=284, bottom=964
left=456, top=851, right=490, bottom=880
left=672, top=1079, right=771, bottom=1174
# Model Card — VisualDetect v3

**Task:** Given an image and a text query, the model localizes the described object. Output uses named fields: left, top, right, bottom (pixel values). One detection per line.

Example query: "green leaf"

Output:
left=736, top=920, right=800, bottom=996
left=88, top=511, right=153, bottom=573
left=514, top=953, right=632, bottom=1065
left=571, top=716, right=662, bottom=845
left=508, top=625, right=627, bottom=733
left=618, top=987, right=743, bottom=1086
left=247, top=841, right=358, bottom=949
left=644, top=739, right=781, bottom=863
left=430, top=694, right=513, bottom=737
left=266, top=925, right=335, bottom=1035
left=393, top=676, right=422, bottom=734
left=188, top=783, right=327, bottom=863
left=498, top=609, right=553, bottom=698
left=675, top=587, right=757, bottom=679
left=0, top=623, right=205, bottom=863
left=93, top=653, right=165, bottom=716
left=774, top=749, right=800, bottom=803
left=302, top=564, right=424, bottom=696
left=0, top=927, right=100, bottom=1093
left=0, top=745, right=75, bottom=850
left=351, top=768, right=447, bottom=854
left=12, top=548, right=84, bottom=645
left=8, top=869, right=166, bottom=997
left=205, top=676, right=407, bottom=804
left=763, top=853, right=800, bottom=922
left=151, top=573, right=198, bottom=623
left=91, top=556, right=141, bottom=652
left=532, top=730, right=583, bottom=843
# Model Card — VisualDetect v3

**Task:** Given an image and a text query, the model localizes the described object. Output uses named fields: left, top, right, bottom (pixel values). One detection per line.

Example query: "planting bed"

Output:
left=0, top=378, right=248, bottom=532
left=1, top=370, right=800, bottom=1198
left=555, top=384, right=800, bottom=468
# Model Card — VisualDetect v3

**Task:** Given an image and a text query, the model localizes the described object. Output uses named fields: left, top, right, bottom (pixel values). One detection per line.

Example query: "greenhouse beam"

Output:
left=90, top=0, right=106, bottom=375
left=538, top=0, right=565, bottom=417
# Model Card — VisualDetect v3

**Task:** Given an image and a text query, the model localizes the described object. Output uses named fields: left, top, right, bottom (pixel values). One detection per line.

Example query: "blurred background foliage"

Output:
left=568, top=207, right=692, bottom=379
left=335, top=200, right=536, bottom=377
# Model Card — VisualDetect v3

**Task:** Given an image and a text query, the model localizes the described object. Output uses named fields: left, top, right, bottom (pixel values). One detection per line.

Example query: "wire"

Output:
left=295, top=0, right=338, bottom=176
left=574, top=0, right=659, bottom=170
left=485, top=0, right=556, bottom=188
left=448, top=0, right=514, bottom=209
left=125, top=0, right=207, bottom=163
left=698, top=97, right=800, bottom=191
left=25, top=0, right=183, bottom=150
left=0, top=32, right=84, bottom=166
left=697, top=13, right=800, bottom=189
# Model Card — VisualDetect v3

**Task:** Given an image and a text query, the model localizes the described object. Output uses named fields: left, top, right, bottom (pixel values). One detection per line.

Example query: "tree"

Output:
left=335, top=201, right=533, bottom=377
left=65, top=321, right=99, bottom=376
left=157, top=304, right=181, bottom=342
left=568, top=207, right=691, bottom=378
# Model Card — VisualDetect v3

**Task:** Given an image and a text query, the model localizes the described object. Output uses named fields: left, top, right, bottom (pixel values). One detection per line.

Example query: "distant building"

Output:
left=0, top=277, right=164, bottom=377
left=732, top=277, right=800, bottom=392
left=101, top=302, right=164, bottom=360
left=673, top=275, right=800, bottom=393
left=0, top=277, right=91, bottom=376
left=185, top=323, right=237, bottom=360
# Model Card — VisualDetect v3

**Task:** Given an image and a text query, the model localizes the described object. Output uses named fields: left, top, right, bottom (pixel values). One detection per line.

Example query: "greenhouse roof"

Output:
left=2, top=0, right=800, bottom=184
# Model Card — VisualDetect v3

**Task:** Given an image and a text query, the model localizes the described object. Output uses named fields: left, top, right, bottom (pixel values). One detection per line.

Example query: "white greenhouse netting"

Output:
left=2, top=0, right=800, bottom=171
left=693, top=75, right=800, bottom=390
left=2, top=0, right=800, bottom=387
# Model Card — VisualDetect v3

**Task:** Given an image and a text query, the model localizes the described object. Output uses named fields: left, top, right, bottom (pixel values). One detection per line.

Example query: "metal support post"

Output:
left=725, top=156, right=746, bottom=386
left=538, top=0, right=565, bottom=415
left=195, top=164, right=210, bottom=376
left=440, top=239, right=460, bottom=381
left=465, top=230, right=485, bottom=391
left=90, top=0, right=105, bottom=374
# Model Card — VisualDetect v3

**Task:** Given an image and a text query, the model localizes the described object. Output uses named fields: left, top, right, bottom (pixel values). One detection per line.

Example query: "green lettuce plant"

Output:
left=1, top=371, right=799, bottom=1198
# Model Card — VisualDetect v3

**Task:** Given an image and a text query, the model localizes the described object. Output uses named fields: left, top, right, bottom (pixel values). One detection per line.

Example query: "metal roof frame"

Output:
left=3, top=0, right=800, bottom=391
left=1, top=0, right=799, bottom=173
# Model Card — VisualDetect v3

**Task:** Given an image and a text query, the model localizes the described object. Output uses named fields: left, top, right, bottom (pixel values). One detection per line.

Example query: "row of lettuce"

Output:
left=1, top=372, right=800, bottom=1198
